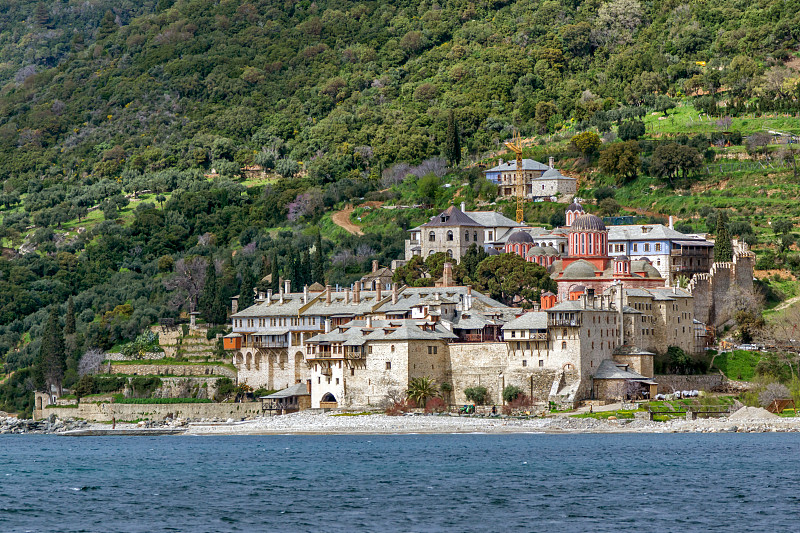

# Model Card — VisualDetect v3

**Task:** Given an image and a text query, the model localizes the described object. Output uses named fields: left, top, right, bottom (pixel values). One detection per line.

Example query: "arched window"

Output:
left=447, top=249, right=453, bottom=258
left=428, top=231, right=436, bottom=242
left=474, top=231, right=478, bottom=241
left=464, top=231, right=469, bottom=241
left=561, top=341, right=567, bottom=350
left=447, top=230, right=454, bottom=241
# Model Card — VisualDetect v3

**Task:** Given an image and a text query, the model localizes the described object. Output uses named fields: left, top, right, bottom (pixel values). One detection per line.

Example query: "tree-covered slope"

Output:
left=1, top=0, right=798, bottom=185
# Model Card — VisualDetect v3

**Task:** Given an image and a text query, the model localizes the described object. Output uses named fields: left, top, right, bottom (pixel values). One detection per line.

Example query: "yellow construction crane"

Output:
left=504, top=131, right=524, bottom=223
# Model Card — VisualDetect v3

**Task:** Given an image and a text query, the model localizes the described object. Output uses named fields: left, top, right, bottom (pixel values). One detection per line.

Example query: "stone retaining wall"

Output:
left=108, top=363, right=236, bottom=379
left=36, top=402, right=263, bottom=422
left=654, top=374, right=725, bottom=394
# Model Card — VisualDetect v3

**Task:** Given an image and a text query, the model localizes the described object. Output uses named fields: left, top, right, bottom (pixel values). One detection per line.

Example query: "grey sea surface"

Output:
left=1, top=433, right=798, bottom=532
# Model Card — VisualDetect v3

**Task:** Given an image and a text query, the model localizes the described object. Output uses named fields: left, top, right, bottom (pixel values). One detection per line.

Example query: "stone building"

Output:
left=227, top=274, right=698, bottom=408
left=404, top=204, right=521, bottom=261
left=484, top=157, right=576, bottom=201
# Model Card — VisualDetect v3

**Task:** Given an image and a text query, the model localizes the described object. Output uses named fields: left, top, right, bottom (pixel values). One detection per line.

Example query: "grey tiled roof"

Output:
left=421, top=205, right=483, bottom=227
left=593, top=359, right=646, bottom=380
left=485, top=158, right=550, bottom=172
left=464, top=211, right=522, bottom=228
left=501, top=312, right=548, bottom=330
left=608, top=224, right=711, bottom=243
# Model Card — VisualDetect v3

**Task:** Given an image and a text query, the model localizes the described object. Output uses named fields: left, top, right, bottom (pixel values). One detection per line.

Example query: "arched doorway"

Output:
left=320, top=392, right=338, bottom=409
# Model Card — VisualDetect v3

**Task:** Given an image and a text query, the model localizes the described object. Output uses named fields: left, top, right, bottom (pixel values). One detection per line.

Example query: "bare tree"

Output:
left=163, top=256, right=208, bottom=311
left=78, top=348, right=106, bottom=377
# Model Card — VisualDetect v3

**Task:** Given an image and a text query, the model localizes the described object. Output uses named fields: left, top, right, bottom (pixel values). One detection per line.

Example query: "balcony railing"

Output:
left=247, top=340, right=289, bottom=349
left=548, top=319, right=581, bottom=327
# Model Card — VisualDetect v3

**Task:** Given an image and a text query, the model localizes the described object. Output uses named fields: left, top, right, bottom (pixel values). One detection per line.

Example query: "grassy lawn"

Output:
left=712, top=351, right=762, bottom=381
left=571, top=409, right=640, bottom=420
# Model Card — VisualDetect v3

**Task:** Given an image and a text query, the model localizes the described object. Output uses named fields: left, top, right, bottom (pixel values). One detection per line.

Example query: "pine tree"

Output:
left=34, top=306, right=66, bottom=395
left=714, top=211, right=733, bottom=263
left=313, top=231, right=325, bottom=283
left=35, top=2, right=50, bottom=28
left=239, top=265, right=256, bottom=310
left=98, top=10, right=116, bottom=40
left=200, top=260, right=217, bottom=318
left=445, top=110, right=461, bottom=167
left=64, top=295, right=76, bottom=336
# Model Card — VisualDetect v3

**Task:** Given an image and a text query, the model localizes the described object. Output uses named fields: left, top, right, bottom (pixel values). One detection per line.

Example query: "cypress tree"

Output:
left=239, top=265, right=256, bottom=310
left=200, top=260, right=217, bottom=318
left=34, top=306, right=66, bottom=395
left=714, top=211, right=733, bottom=263
left=300, top=249, right=312, bottom=287
left=64, top=295, right=76, bottom=336
left=210, top=275, right=228, bottom=325
left=445, top=110, right=461, bottom=167
left=313, top=231, right=325, bottom=283
left=270, top=254, right=280, bottom=292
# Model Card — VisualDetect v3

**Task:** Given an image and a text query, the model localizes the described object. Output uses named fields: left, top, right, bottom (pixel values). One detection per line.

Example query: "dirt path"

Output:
left=774, top=294, right=800, bottom=312
left=331, top=205, right=364, bottom=236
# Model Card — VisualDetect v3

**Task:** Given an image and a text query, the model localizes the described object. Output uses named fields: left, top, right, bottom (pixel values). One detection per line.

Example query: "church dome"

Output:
left=615, top=255, right=630, bottom=261
left=542, top=246, right=559, bottom=256
left=571, top=213, right=606, bottom=232
left=507, top=231, right=534, bottom=243
left=561, top=260, right=599, bottom=279
left=566, top=201, right=584, bottom=213
left=486, top=247, right=501, bottom=256
left=526, top=246, right=545, bottom=257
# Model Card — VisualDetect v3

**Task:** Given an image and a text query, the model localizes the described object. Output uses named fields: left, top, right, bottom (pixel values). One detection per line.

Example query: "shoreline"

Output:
left=6, top=409, right=799, bottom=436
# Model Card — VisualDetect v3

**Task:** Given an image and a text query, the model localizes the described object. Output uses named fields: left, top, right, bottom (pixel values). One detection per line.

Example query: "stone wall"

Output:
left=36, top=401, right=263, bottom=422
left=448, top=343, right=557, bottom=405
left=689, top=243, right=755, bottom=327
left=107, top=363, right=236, bottom=379
left=654, top=374, right=725, bottom=394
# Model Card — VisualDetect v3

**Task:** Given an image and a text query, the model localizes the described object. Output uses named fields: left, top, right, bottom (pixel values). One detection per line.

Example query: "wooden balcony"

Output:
left=548, top=319, right=581, bottom=327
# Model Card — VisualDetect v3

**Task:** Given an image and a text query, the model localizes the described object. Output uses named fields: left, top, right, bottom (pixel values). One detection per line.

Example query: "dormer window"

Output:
left=441, top=215, right=449, bottom=223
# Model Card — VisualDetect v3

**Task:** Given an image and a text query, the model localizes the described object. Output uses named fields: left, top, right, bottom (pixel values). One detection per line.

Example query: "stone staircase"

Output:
left=152, top=326, right=224, bottom=361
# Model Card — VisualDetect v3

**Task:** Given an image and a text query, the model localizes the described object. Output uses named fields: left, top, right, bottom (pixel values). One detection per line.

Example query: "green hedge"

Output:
left=113, top=398, right=212, bottom=405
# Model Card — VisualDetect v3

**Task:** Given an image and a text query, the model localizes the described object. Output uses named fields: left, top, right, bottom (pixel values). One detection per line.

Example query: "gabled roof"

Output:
left=464, top=211, right=522, bottom=228
left=421, top=205, right=483, bottom=227
left=262, top=383, right=310, bottom=399
left=593, top=359, right=647, bottom=380
left=607, top=224, right=712, bottom=243
left=484, top=158, right=550, bottom=172
left=501, top=312, right=548, bottom=330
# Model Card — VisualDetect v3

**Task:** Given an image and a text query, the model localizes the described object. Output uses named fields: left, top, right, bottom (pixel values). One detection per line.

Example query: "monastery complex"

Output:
left=226, top=202, right=755, bottom=410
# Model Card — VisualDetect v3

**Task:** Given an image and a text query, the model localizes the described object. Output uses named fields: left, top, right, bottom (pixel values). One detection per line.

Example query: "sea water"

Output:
left=1, top=433, right=799, bottom=532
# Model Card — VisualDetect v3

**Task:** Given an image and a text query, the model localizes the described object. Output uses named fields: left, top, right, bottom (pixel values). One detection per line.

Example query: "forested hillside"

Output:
left=1, top=0, right=799, bottom=414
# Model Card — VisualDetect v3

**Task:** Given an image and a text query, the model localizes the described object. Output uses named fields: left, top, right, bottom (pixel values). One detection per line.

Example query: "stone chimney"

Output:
left=326, top=284, right=332, bottom=305
left=303, top=285, right=309, bottom=304
left=366, top=316, right=373, bottom=328
left=345, top=288, right=351, bottom=304
left=549, top=156, right=554, bottom=169
left=376, top=283, right=382, bottom=301
left=461, top=201, right=466, bottom=212
left=284, top=279, right=291, bottom=294
left=442, top=262, right=453, bottom=288
left=231, top=296, right=239, bottom=315
left=354, top=281, right=361, bottom=304
left=392, top=283, right=398, bottom=304
left=324, top=319, right=331, bottom=333
left=669, top=216, right=674, bottom=230
left=466, top=285, right=473, bottom=311
left=279, top=287, right=284, bottom=305
left=266, top=289, right=272, bottom=305
left=372, top=260, right=379, bottom=273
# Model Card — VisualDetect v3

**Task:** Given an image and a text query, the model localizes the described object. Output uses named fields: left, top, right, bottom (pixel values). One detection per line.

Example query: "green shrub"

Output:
left=129, top=376, right=162, bottom=398
left=502, top=385, right=523, bottom=403
left=464, top=386, right=488, bottom=405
